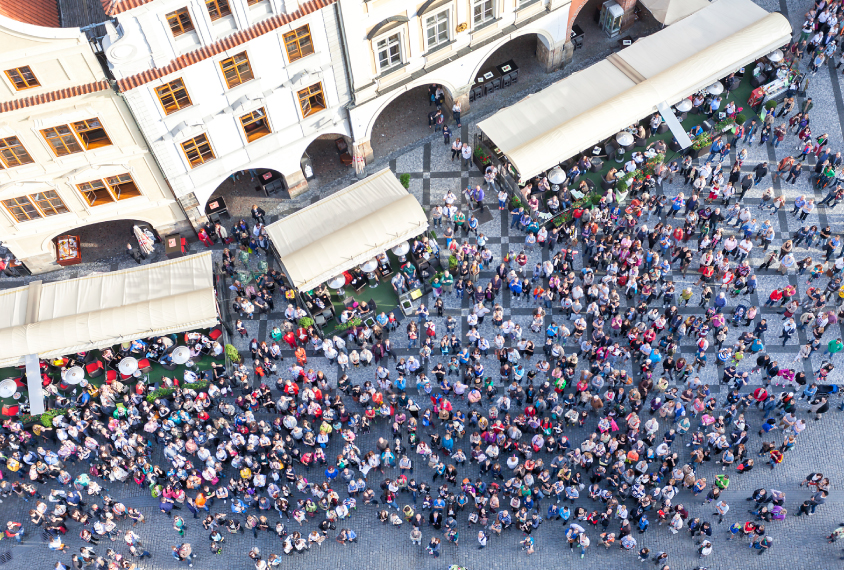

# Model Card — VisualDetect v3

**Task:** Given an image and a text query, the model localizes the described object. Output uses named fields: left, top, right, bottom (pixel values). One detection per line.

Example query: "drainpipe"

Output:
left=111, top=81, right=200, bottom=238
left=333, top=0, right=367, bottom=178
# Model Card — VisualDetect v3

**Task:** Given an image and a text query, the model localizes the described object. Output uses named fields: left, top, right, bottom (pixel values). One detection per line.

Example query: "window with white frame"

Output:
left=472, top=0, right=494, bottom=26
left=425, top=10, right=449, bottom=50
left=375, top=33, right=402, bottom=72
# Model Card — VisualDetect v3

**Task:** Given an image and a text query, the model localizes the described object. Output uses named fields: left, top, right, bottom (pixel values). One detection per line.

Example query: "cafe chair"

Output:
left=314, top=313, right=327, bottom=327
left=209, top=327, right=223, bottom=341
left=502, top=73, right=512, bottom=88
left=491, top=78, right=502, bottom=92
left=471, top=86, right=484, bottom=102
left=510, top=69, right=518, bottom=84
left=106, top=370, right=117, bottom=385
left=2, top=405, right=19, bottom=417
left=138, top=359, right=152, bottom=373
left=574, top=36, right=584, bottom=49
left=161, top=362, right=178, bottom=371
left=85, top=360, right=104, bottom=378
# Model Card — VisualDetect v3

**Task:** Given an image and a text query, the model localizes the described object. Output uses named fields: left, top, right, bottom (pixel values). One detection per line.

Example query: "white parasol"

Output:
left=118, top=357, right=139, bottom=375
left=171, top=346, right=191, bottom=365
left=547, top=167, right=567, bottom=185
left=65, top=366, right=85, bottom=385
left=134, top=225, right=155, bottom=256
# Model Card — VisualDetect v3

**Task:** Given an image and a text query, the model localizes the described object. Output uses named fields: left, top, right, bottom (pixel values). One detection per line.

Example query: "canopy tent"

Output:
left=477, top=0, right=792, bottom=181
left=638, top=0, right=709, bottom=25
left=0, top=252, right=218, bottom=368
left=265, top=168, right=428, bottom=292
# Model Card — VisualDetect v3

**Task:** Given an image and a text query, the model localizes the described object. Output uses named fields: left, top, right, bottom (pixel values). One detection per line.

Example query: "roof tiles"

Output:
left=0, top=80, right=110, bottom=114
left=0, top=0, right=61, bottom=27
left=116, top=0, right=336, bottom=91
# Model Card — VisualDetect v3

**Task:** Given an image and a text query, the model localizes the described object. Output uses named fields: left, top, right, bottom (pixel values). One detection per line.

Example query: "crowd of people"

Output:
left=5, top=1, right=844, bottom=570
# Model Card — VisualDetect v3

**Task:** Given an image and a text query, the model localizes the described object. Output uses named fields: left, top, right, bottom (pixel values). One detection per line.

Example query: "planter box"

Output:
left=473, top=156, right=491, bottom=173
left=687, top=143, right=712, bottom=159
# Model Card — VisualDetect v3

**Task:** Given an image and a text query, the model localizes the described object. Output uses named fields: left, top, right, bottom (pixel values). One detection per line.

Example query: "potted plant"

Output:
left=298, top=317, right=314, bottom=329
left=225, top=344, right=241, bottom=364
left=510, top=195, right=523, bottom=210
left=448, top=254, right=458, bottom=272
left=473, top=145, right=492, bottom=171
left=734, top=112, right=747, bottom=127
left=688, top=132, right=713, bottom=159
left=399, top=173, right=411, bottom=189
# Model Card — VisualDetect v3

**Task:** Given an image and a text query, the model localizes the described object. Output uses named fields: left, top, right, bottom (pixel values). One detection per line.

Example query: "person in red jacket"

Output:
left=763, top=289, right=783, bottom=307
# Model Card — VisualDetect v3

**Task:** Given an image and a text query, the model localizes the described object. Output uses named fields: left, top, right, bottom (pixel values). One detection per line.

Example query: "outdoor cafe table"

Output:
left=118, top=357, right=139, bottom=376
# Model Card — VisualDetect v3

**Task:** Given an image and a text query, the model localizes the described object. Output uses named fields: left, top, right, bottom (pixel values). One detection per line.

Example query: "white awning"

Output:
left=0, top=252, right=218, bottom=367
left=477, top=0, right=792, bottom=181
left=638, top=0, right=709, bottom=25
left=265, top=168, right=429, bottom=292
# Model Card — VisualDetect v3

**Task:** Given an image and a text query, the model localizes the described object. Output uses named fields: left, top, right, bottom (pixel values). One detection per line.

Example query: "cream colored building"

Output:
left=0, top=15, right=188, bottom=274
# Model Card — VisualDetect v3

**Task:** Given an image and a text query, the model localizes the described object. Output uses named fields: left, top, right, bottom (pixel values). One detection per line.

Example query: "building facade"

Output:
left=0, top=15, right=188, bottom=274
left=101, top=0, right=353, bottom=226
left=337, top=0, right=574, bottom=164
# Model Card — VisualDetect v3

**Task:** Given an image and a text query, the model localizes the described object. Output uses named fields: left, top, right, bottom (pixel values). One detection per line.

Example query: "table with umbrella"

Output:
left=64, top=366, right=85, bottom=385
left=118, top=357, right=139, bottom=376
left=767, top=49, right=784, bottom=63
left=361, top=258, right=379, bottom=288
left=0, top=379, right=16, bottom=399
left=707, top=82, right=724, bottom=95
left=171, top=346, right=192, bottom=365
left=547, top=166, right=566, bottom=191
left=327, top=275, right=346, bottom=298
left=391, top=242, right=410, bottom=264
left=675, top=99, right=693, bottom=113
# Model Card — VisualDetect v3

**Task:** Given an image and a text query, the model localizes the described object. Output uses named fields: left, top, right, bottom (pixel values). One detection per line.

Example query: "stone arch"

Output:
left=466, top=28, right=557, bottom=86
left=363, top=78, right=459, bottom=142
left=40, top=216, right=160, bottom=258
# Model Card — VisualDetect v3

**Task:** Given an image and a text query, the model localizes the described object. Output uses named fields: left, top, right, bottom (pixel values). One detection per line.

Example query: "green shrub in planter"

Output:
left=735, top=113, right=747, bottom=126
left=764, top=99, right=778, bottom=110
left=22, top=407, right=76, bottom=427
left=399, top=173, right=411, bottom=189
left=146, top=380, right=210, bottom=403
left=225, top=344, right=241, bottom=363
left=298, top=317, right=314, bottom=328
left=510, top=195, right=523, bottom=209
left=448, top=255, right=458, bottom=271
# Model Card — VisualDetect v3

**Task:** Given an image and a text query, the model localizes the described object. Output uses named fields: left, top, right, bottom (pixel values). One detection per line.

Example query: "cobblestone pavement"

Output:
left=10, top=1, right=844, bottom=570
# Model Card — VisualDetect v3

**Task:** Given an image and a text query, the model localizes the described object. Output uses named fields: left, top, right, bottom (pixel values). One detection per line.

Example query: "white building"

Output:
left=101, top=0, right=353, bottom=225
left=336, top=0, right=574, bottom=164
left=0, top=14, right=189, bottom=274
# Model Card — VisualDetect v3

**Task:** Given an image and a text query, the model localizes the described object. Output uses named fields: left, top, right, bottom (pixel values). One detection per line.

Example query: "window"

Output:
left=166, top=8, right=194, bottom=36
left=4, top=66, right=39, bottom=90
left=375, top=33, right=402, bottom=72
left=41, top=125, right=83, bottom=157
left=0, top=136, right=34, bottom=168
left=181, top=134, right=215, bottom=168
left=205, top=0, right=231, bottom=20
left=219, top=52, right=254, bottom=89
left=297, top=83, right=326, bottom=118
left=155, top=79, right=192, bottom=115
left=240, top=108, right=271, bottom=142
left=77, top=174, right=141, bottom=207
left=472, top=0, right=494, bottom=25
left=425, top=11, right=449, bottom=49
left=3, top=190, right=68, bottom=222
left=283, top=25, right=314, bottom=62
left=72, top=119, right=112, bottom=150
left=246, top=0, right=265, bottom=5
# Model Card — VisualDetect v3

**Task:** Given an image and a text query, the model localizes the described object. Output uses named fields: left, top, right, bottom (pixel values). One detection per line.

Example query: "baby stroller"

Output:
left=732, top=303, right=747, bottom=327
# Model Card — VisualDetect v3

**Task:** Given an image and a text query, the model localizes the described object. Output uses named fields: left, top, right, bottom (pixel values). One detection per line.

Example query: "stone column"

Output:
left=284, top=168, right=309, bottom=198
left=177, top=192, right=208, bottom=230
left=616, top=0, right=637, bottom=29
left=537, top=38, right=572, bottom=73
left=443, top=84, right=472, bottom=119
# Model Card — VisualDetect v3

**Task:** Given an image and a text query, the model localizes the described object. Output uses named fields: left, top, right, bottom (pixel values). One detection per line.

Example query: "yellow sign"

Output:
left=456, top=22, right=468, bottom=32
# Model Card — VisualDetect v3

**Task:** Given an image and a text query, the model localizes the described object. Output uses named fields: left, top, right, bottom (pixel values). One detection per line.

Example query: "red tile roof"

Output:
left=116, top=0, right=336, bottom=91
left=0, top=80, right=110, bottom=114
left=100, top=0, right=150, bottom=16
left=0, top=0, right=60, bottom=27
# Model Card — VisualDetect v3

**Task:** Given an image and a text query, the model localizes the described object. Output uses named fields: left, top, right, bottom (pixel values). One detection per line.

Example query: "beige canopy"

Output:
left=477, top=0, right=792, bottom=181
left=0, top=252, right=218, bottom=367
left=638, top=0, right=709, bottom=25
left=265, top=168, right=428, bottom=292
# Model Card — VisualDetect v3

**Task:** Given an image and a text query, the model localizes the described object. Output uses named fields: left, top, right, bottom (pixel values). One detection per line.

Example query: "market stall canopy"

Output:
left=0, top=252, right=217, bottom=367
left=265, top=168, right=428, bottom=292
left=477, top=0, right=791, bottom=181
left=638, top=0, right=709, bottom=25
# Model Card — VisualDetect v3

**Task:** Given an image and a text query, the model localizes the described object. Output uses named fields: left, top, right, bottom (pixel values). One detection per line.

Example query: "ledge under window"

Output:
left=376, top=61, right=410, bottom=80
left=516, top=0, right=541, bottom=11
left=472, top=17, right=500, bottom=32
left=424, top=38, right=456, bottom=57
